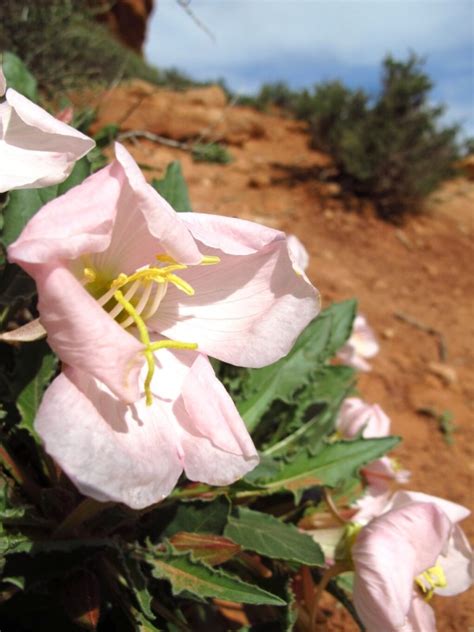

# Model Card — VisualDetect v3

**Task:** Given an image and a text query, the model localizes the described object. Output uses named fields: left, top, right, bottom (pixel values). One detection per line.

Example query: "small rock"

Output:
left=248, top=173, right=271, bottom=188
left=428, top=362, right=458, bottom=386
left=383, top=328, right=395, bottom=339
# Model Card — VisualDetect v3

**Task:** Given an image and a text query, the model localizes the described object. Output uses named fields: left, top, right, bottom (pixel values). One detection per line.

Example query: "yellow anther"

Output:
left=200, top=255, right=221, bottom=265
left=415, top=564, right=447, bottom=601
left=155, top=254, right=176, bottom=263
left=111, top=273, right=128, bottom=288
left=166, top=274, right=194, bottom=296
left=149, top=340, right=198, bottom=352
left=83, top=267, right=97, bottom=284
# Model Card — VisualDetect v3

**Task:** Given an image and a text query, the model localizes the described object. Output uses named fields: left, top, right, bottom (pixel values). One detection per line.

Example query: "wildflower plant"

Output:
left=0, top=57, right=471, bottom=632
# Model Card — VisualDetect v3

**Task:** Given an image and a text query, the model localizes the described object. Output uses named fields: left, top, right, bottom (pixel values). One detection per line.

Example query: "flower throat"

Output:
left=82, top=254, right=220, bottom=405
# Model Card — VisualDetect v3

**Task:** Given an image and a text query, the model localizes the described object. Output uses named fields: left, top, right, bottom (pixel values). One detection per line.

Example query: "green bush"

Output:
left=240, top=55, right=461, bottom=221
left=0, top=0, right=208, bottom=95
left=309, top=56, right=460, bottom=220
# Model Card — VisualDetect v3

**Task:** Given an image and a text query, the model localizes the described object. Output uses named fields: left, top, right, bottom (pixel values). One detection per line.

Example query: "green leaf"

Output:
left=2, top=52, right=37, bottom=101
left=162, top=498, right=229, bottom=538
left=224, top=507, right=324, bottom=566
left=264, top=366, right=355, bottom=458
left=16, top=349, right=57, bottom=436
left=237, top=300, right=357, bottom=431
left=0, top=156, right=92, bottom=248
left=264, top=436, right=400, bottom=495
left=151, top=162, right=192, bottom=212
left=120, top=555, right=155, bottom=620
left=148, top=552, right=285, bottom=606
left=170, top=532, right=241, bottom=565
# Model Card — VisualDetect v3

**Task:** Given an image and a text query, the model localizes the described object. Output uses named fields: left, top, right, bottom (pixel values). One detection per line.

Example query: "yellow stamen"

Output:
left=114, top=290, right=155, bottom=406
left=155, top=254, right=176, bottom=263
left=149, top=340, right=198, bottom=352
left=415, top=564, right=447, bottom=601
left=165, top=274, right=194, bottom=296
left=200, top=255, right=220, bottom=265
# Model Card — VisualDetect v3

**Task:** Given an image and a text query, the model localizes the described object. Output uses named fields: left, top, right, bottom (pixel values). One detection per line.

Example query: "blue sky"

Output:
left=145, top=1, right=474, bottom=136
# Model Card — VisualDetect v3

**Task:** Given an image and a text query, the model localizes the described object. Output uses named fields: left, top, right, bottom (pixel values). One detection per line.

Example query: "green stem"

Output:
left=53, top=498, right=111, bottom=538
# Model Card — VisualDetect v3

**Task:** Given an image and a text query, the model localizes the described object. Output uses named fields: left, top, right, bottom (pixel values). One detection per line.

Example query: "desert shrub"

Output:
left=308, top=56, right=459, bottom=220
left=192, top=142, right=233, bottom=164
left=238, top=56, right=460, bottom=221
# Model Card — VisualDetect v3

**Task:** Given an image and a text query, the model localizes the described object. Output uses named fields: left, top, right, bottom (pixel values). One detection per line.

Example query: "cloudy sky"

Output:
left=145, top=1, right=474, bottom=136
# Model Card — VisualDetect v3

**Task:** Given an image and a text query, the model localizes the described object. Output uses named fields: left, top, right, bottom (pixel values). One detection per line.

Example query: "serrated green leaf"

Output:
left=148, top=553, right=285, bottom=606
left=162, top=498, right=229, bottom=538
left=238, top=300, right=357, bottom=431
left=151, top=161, right=192, bottom=212
left=264, top=366, right=355, bottom=458
left=120, top=555, right=155, bottom=620
left=0, top=156, right=91, bottom=248
left=16, top=350, right=57, bottom=437
left=2, top=52, right=37, bottom=101
left=224, top=507, right=324, bottom=566
left=264, top=437, right=400, bottom=494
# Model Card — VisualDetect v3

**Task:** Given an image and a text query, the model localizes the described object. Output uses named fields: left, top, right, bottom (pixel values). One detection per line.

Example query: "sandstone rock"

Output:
left=96, top=0, right=154, bottom=53
left=428, top=362, right=458, bottom=386
left=92, top=82, right=266, bottom=145
left=185, top=86, right=228, bottom=108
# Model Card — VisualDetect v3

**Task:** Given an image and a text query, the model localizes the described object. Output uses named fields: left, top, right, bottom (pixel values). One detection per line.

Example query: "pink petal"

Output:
left=336, top=397, right=391, bottom=439
left=8, top=162, right=119, bottom=265
left=35, top=369, right=184, bottom=509
left=148, top=346, right=259, bottom=484
left=352, top=502, right=451, bottom=631
left=181, top=354, right=259, bottom=463
left=406, top=594, right=436, bottom=632
left=385, top=490, right=471, bottom=524
left=0, top=318, right=46, bottom=342
left=337, top=314, right=379, bottom=371
left=362, top=457, right=411, bottom=494
left=34, top=264, right=144, bottom=403
left=0, top=89, right=94, bottom=192
left=110, top=143, right=202, bottom=266
left=35, top=349, right=258, bottom=508
left=287, top=234, right=310, bottom=272
left=152, top=214, right=320, bottom=367
left=436, top=525, right=474, bottom=596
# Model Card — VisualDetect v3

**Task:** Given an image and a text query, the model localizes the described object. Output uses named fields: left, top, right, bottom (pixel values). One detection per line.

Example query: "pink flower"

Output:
left=336, top=397, right=391, bottom=439
left=336, top=398, right=410, bottom=495
left=286, top=234, right=309, bottom=272
left=8, top=143, right=320, bottom=508
left=351, top=492, right=473, bottom=631
left=337, top=314, right=379, bottom=371
left=0, top=70, right=94, bottom=192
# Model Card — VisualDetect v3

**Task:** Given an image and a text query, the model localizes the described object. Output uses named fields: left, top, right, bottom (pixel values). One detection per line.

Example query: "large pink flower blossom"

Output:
left=0, top=66, right=94, bottom=192
left=337, top=314, right=379, bottom=371
left=8, top=143, right=320, bottom=508
left=351, top=492, right=473, bottom=632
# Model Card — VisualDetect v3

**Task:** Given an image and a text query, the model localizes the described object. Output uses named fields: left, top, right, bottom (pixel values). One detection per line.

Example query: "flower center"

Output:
left=414, top=563, right=447, bottom=601
left=82, top=253, right=220, bottom=405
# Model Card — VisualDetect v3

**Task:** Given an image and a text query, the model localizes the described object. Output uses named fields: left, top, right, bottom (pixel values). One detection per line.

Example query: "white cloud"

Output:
left=146, top=1, right=473, bottom=72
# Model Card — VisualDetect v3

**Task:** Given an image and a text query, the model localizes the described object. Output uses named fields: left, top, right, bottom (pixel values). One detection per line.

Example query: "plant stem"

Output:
left=53, top=497, right=111, bottom=538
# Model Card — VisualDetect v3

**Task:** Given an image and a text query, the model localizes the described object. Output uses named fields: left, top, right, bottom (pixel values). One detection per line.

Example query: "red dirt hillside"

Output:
left=82, top=81, right=473, bottom=631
